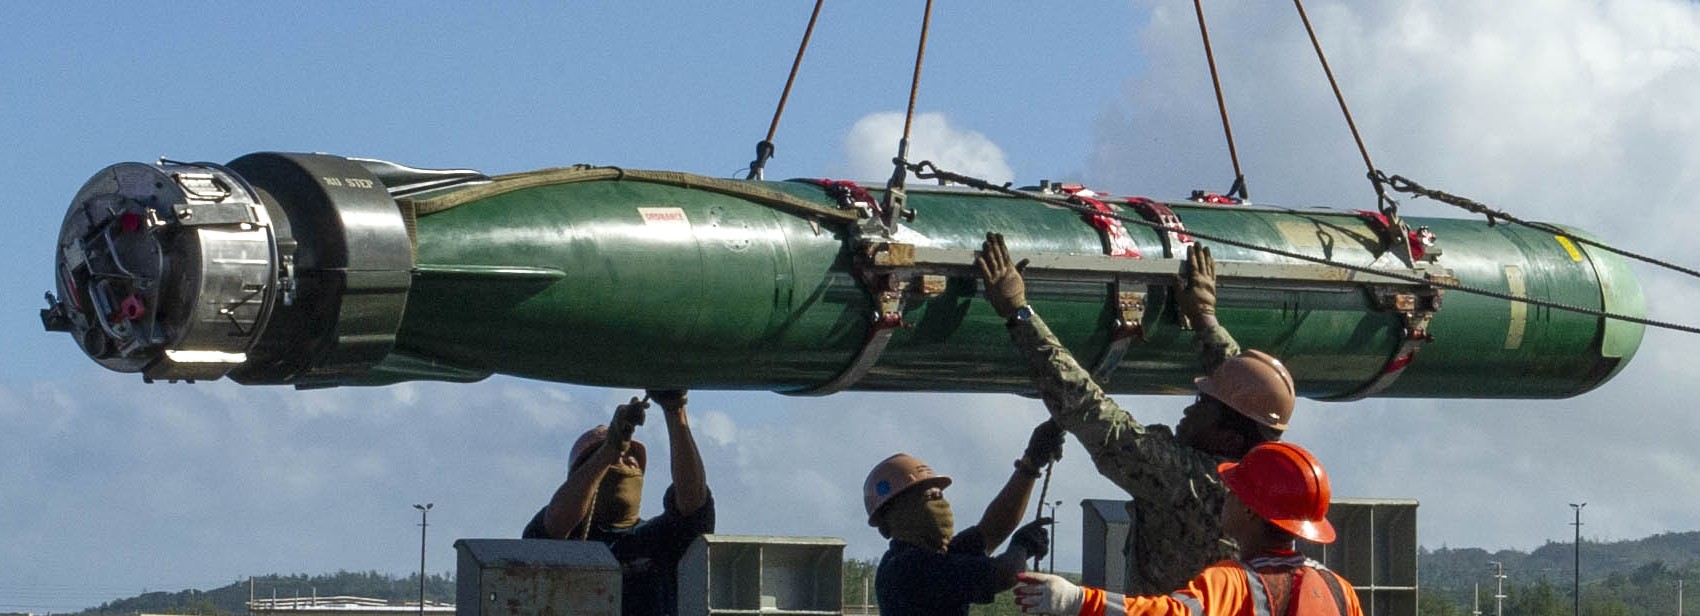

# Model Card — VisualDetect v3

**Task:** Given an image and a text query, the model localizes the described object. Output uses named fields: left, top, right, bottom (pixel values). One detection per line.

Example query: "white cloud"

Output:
left=843, top=111, right=1015, bottom=186
left=691, top=408, right=737, bottom=447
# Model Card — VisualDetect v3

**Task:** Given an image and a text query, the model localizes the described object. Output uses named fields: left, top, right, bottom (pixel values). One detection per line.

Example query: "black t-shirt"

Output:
left=875, top=525, right=1001, bottom=615
left=523, top=487, right=715, bottom=616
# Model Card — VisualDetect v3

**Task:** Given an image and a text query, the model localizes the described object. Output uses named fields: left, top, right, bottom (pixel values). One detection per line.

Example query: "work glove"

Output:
left=1177, top=243, right=1217, bottom=329
left=977, top=232, right=1030, bottom=319
left=1022, top=420, right=1065, bottom=468
left=1009, top=517, right=1052, bottom=562
left=1014, top=572, right=1084, bottom=615
left=646, top=389, right=688, bottom=411
left=608, top=396, right=649, bottom=451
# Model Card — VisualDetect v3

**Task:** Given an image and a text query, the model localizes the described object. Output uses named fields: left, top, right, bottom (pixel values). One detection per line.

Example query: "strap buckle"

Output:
left=1126, top=198, right=1194, bottom=258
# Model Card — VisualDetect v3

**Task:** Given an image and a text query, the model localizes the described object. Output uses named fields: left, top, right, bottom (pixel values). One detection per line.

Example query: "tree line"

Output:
left=80, top=571, right=453, bottom=616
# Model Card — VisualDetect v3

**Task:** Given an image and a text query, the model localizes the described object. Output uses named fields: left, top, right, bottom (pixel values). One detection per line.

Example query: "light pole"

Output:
left=1570, top=503, right=1585, bottom=616
left=414, top=503, right=433, bottom=616
left=1489, top=561, right=1506, bottom=616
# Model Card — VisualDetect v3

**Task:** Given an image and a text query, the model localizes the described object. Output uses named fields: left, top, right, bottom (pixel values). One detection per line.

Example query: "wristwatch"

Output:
left=1007, top=305, right=1034, bottom=327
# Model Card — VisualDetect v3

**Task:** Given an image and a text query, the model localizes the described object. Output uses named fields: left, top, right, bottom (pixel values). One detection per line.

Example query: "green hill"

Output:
left=1419, top=531, right=1700, bottom=615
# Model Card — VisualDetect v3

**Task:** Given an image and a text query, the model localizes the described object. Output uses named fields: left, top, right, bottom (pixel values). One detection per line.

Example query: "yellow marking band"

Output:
left=1503, top=265, right=1527, bottom=350
left=1554, top=235, right=1584, bottom=262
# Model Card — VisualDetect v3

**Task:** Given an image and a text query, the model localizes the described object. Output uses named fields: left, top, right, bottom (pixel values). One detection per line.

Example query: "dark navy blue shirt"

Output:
left=875, top=525, right=1000, bottom=615
left=524, top=487, right=714, bottom=616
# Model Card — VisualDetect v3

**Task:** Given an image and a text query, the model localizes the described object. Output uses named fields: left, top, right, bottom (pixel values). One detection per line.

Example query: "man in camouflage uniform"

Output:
left=977, top=233, right=1299, bottom=596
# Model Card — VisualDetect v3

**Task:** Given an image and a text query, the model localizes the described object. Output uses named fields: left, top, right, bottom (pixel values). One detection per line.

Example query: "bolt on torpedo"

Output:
left=42, top=152, right=1643, bottom=399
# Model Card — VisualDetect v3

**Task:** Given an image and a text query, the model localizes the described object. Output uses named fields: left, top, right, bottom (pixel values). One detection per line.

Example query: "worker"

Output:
left=864, top=420, right=1065, bottom=615
left=522, top=389, right=711, bottom=616
left=977, top=233, right=1298, bottom=595
left=1012, top=441, right=1361, bottom=616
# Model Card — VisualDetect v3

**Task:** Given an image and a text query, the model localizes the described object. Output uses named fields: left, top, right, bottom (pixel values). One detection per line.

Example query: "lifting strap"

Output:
left=1127, top=198, right=1195, bottom=259
left=1190, top=190, right=1244, bottom=205
left=1323, top=263, right=1450, bottom=401
left=788, top=180, right=918, bottom=396
left=1353, top=209, right=1434, bottom=264
left=1319, top=211, right=1446, bottom=400
left=818, top=179, right=882, bottom=220
left=788, top=260, right=908, bottom=397
left=1323, top=288, right=1441, bottom=401
left=1089, top=283, right=1149, bottom=386
left=1064, top=185, right=1142, bottom=258
left=401, top=166, right=860, bottom=224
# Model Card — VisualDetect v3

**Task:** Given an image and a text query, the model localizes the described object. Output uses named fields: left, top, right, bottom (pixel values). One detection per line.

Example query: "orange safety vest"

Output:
left=1078, top=555, right=1360, bottom=616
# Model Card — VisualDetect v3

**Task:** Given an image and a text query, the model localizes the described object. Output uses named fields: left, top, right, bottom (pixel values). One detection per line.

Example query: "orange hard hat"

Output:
left=863, top=453, right=952, bottom=525
left=1195, top=349, right=1296, bottom=431
left=569, top=425, right=647, bottom=472
left=1217, top=441, right=1335, bottom=543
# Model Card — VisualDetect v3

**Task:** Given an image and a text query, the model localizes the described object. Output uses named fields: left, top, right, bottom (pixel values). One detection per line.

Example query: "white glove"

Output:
left=1014, top=572, right=1084, bottom=615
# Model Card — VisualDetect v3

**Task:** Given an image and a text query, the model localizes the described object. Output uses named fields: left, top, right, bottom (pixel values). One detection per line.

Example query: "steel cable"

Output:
left=746, top=0, right=827, bottom=180
left=1193, top=0, right=1248, bottom=200
left=1293, top=0, right=1395, bottom=215
left=1380, top=172, right=1700, bottom=280
left=900, top=0, right=935, bottom=148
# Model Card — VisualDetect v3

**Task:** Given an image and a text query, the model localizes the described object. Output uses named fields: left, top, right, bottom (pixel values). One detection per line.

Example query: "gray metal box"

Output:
left=454, top=538, right=620, bottom=616
left=678, top=534, right=846, bottom=615
left=1081, top=499, right=1131, bottom=592
left=1298, top=498, right=1420, bottom=616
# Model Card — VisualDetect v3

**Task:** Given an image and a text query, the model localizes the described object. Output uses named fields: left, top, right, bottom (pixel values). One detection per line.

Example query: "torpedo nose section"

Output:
left=43, top=160, right=283, bottom=380
left=41, top=153, right=443, bottom=386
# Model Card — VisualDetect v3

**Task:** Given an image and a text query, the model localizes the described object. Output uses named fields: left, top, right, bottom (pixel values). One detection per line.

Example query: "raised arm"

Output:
left=649, top=389, right=708, bottom=515
left=538, top=398, right=647, bottom=538
left=540, top=440, right=618, bottom=538
left=975, top=421, right=1063, bottom=550
left=1177, top=243, right=1241, bottom=375
left=977, top=232, right=1142, bottom=443
left=979, top=233, right=1209, bottom=501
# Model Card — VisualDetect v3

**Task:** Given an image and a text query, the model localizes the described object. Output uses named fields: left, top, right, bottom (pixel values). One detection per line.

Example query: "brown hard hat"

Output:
left=1195, top=349, right=1296, bottom=431
left=569, top=425, right=647, bottom=472
left=863, top=453, right=952, bottom=525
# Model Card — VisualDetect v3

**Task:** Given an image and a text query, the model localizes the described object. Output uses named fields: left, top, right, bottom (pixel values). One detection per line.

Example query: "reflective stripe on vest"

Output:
left=1102, top=593, right=1130, bottom=616
left=1238, top=561, right=1273, bottom=616
left=1168, top=591, right=1202, bottom=616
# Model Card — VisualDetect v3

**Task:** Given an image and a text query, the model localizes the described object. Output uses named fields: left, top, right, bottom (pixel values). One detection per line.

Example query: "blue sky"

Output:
left=5, top=1, right=1700, bottom=613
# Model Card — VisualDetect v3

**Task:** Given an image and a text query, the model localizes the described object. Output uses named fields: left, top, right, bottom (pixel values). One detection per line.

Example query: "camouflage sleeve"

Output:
left=1195, top=324, right=1241, bottom=375
left=1008, top=310, right=1200, bottom=500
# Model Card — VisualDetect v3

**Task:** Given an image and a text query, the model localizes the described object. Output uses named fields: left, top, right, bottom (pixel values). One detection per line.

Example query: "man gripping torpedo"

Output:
left=524, top=390, right=712, bottom=616
left=979, top=233, right=1300, bottom=595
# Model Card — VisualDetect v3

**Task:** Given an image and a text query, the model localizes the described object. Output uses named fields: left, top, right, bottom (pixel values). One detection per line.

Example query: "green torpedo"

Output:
left=42, top=152, right=1643, bottom=399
